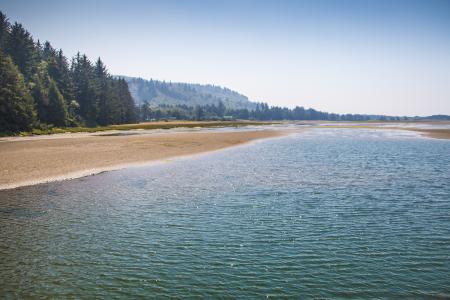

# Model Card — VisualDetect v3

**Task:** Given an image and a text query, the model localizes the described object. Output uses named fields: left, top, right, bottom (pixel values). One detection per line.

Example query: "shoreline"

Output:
left=315, top=124, right=450, bottom=140
left=0, top=129, right=287, bottom=191
left=389, top=127, right=450, bottom=140
left=1, top=124, right=448, bottom=191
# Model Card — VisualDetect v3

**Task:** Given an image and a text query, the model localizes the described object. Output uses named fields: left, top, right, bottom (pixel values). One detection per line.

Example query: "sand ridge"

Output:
left=0, top=130, right=286, bottom=190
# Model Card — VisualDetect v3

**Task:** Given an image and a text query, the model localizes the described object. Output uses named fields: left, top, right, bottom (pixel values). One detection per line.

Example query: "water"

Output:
left=1, top=129, right=449, bottom=298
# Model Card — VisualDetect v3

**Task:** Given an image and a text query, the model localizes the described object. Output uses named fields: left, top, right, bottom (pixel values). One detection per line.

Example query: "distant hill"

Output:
left=119, top=76, right=257, bottom=110
left=117, top=77, right=450, bottom=122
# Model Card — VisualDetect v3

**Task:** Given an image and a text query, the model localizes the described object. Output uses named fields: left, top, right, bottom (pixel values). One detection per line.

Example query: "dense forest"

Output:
left=137, top=102, right=419, bottom=122
left=0, top=11, right=136, bottom=133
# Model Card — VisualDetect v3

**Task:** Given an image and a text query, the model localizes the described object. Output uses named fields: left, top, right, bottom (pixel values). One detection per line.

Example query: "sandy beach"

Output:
left=0, top=129, right=285, bottom=190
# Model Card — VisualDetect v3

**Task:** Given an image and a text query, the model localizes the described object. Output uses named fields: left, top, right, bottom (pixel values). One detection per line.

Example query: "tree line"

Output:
left=0, top=11, right=136, bottom=134
left=138, top=101, right=407, bottom=122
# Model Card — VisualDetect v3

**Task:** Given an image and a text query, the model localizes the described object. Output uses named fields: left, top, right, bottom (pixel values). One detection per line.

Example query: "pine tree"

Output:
left=95, top=57, right=112, bottom=125
left=118, top=78, right=136, bottom=123
left=71, top=53, right=98, bottom=124
left=0, top=51, right=36, bottom=132
left=42, top=41, right=55, bottom=61
left=47, top=49, right=74, bottom=104
left=0, top=11, right=10, bottom=51
left=47, top=79, right=68, bottom=126
left=6, top=22, right=37, bottom=80
left=29, top=60, right=52, bottom=123
left=30, top=74, right=49, bottom=123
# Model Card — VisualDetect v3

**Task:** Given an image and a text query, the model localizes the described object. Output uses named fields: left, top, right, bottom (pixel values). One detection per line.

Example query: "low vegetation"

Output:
left=10, top=121, right=276, bottom=136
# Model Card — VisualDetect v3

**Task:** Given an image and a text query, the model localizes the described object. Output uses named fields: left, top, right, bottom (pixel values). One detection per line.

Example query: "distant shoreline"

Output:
left=0, top=129, right=286, bottom=190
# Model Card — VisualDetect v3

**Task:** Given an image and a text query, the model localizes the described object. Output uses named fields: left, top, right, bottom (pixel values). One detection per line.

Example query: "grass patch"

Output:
left=9, top=121, right=277, bottom=136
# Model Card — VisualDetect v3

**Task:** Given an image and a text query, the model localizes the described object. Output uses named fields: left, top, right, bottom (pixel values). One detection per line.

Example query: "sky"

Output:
left=2, top=0, right=450, bottom=116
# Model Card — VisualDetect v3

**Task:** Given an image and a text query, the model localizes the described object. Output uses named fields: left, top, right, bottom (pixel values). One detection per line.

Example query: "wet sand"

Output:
left=388, top=127, right=450, bottom=140
left=314, top=124, right=450, bottom=140
left=0, top=130, right=285, bottom=190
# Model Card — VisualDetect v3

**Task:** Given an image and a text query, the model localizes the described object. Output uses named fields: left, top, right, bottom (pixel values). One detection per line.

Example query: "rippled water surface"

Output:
left=1, top=129, right=450, bottom=298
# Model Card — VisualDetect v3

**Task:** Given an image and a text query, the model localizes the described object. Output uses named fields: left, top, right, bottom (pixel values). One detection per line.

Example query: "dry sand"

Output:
left=0, top=130, right=285, bottom=190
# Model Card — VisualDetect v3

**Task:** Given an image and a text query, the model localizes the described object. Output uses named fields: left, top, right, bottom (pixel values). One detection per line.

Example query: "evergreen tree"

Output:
left=46, top=79, right=68, bottom=126
left=30, top=60, right=52, bottom=123
left=71, top=53, right=98, bottom=124
left=117, top=78, right=136, bottom=123
left=42, top=41, right=55, bottom=61
left=6, top=22, right=37, bottom=80
left=48, top=49, right=74, bottom=104
left=35, top=39, right=43, bottom=60
left=95, top=57, right=112, bottom=125
left=0, top=11, right=10, bottom=51
left=30, top=74, right=49, bottom=123
left=0, top=51, right=36, bottom=132
left=139, top=100, right=151, bottom=121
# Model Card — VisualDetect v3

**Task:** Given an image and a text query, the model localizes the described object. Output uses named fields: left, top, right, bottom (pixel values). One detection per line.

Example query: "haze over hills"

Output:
left=120, top=76, right=257, bottom=110
left=119, top=76, right=450, bottom=121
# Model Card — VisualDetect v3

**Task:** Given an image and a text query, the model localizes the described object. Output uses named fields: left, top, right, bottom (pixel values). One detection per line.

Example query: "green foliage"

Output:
left=0, top=11, right=10, bottom=51
left=5, top=22, right=37, bottom=81
left=71, top=53, right=98, bottom=124
left=11, top=120, right=273, bottom=136
left=30, top=61, right=51, bottom=123
left=47, top=48, right=74, bottom=102
left=0, top=51, right=36, bottom=132
left=47, top=79, right=68, bottom=126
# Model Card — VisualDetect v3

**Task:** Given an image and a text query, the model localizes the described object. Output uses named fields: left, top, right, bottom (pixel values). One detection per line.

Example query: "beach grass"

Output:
left=11, top=120, right=277, bottom=137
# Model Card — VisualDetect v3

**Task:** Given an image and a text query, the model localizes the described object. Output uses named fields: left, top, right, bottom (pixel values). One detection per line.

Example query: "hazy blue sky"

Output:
left=2, top=0, right=450, bottom=115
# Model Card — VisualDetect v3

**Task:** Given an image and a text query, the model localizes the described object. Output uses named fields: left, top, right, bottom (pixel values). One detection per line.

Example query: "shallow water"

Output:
left=1, top=129, right=449, bottom=298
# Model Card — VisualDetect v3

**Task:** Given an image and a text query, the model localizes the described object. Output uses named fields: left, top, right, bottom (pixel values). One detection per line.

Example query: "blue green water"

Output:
left=1, top=129, right=450, bottom=298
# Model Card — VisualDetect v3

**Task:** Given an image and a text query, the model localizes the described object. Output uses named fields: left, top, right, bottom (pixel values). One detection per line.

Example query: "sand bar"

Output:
left=387, top=127, right=450, bottom=140
left=0, top=129, right=285, bottom=190
left=314, top=124, right=450, bottom=140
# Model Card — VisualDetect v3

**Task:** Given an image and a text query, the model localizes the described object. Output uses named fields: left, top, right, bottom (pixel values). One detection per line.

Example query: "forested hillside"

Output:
left=125, top=76, right=449, bottom=122
left=0, top=11, right=136, bottom=134
left=122, top=76, right=256, bottom=110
